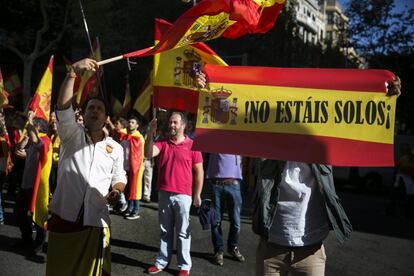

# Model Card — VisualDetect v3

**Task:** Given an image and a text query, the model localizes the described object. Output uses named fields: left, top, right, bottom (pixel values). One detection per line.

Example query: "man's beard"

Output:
left=169, top=128, right=177, bottom=137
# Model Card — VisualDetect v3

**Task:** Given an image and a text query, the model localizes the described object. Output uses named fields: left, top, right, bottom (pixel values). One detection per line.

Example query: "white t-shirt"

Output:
left=269, top=161, right=330, bottom=247
left=49, top=106, right=127, bottom=228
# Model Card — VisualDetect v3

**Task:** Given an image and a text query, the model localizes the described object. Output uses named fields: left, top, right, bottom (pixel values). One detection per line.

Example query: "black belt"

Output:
left=210, top=179, right=240, bottom=185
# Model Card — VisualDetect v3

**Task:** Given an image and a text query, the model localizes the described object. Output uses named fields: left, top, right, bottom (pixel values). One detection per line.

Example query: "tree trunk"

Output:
left=22, top=58, right=34, bottom=108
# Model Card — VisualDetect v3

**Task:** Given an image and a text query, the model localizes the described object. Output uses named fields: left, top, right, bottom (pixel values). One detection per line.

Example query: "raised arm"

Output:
left=144, top=118, right=160, bottom=158
left=57, top=58, right=99, bottom=110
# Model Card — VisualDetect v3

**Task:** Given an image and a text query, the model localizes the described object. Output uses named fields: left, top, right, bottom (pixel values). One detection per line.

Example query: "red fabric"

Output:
left=30, top=136, right=51, bottom=213
left=119, top=132, right=144, bottom=200
left=155, top=137, right=203, bottom=196
left=154, top=18, right=221, bottom=56
left=193, top=128, right=394, bottom=167
left=204, top=65, right=395, bottom=93
left=153, top=86, right=199, bottom=113
left=29, top=94, right=48, bottom=121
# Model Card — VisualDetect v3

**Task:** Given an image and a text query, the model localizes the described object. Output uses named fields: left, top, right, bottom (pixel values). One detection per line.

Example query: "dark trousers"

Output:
left=14, top=188, right=46, bottom=247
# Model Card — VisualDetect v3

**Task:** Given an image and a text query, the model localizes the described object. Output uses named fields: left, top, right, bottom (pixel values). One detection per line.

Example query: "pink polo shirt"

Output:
left=154, top=136, right=203, bottom=196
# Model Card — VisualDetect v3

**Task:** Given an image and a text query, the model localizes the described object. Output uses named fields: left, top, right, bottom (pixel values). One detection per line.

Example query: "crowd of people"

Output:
left=0, top=58, right=403, bottom=276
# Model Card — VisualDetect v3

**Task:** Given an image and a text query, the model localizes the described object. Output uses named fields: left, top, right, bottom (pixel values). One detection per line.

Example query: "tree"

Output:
left=0, top=0, right=71, bottom=105
left=346, top=0, right=414, bottom=58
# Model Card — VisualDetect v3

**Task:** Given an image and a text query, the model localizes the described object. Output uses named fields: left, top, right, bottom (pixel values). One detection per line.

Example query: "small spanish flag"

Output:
left=29, top=56, right=53, bottom=122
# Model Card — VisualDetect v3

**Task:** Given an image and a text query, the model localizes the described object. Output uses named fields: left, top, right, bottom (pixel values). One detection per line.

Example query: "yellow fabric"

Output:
left=133, top=72, right=153, bottom=116
left=0, top=68, right=10, bottom=108
left=51, top=134, right=60, bottom=166
left=74, top=39, right=102, bottom=105
left=32, top=133, right=52, bottom=229
left=32, top=56, right=53, bottom=122
left=46, top=227, right=111, bottom=276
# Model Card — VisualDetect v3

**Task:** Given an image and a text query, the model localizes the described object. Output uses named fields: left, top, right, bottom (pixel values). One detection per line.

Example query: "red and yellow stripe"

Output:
left=153, top=19, right=227, bottom=112
left=193, top=65, right=397, bottom=167
left=29, top=56, right=53, bottom=122
left=31, top=134, right=52, bottom=229
left=119, top=131, right=145, bottom=200
left=123, top=0, right=285, bottom=58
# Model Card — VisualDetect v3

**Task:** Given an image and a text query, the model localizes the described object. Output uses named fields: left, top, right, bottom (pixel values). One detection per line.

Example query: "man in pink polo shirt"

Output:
left=145, top=111, right=204, bottom=276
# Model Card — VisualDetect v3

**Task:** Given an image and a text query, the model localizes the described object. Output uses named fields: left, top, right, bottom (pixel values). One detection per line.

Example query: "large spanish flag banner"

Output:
left=193, top=65, right=398, bottom=167
left=123, top=0, right=285, bottom=59
left=29, top=56, right=53, bottom=122
left=153, top=19, right=227, bottom=113
left=31, top=134, right=52, bottom=229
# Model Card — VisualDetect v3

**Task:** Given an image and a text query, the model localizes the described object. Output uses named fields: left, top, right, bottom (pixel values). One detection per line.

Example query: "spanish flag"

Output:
left=73, top=38, right=102, bottom=105
left=153, top=18, right=227, bottom=112
left=193, top=65, right=398, bottom=167
left=123, top=0, right=285, bottom=58
left=29, top=56, right=53, bottom=122
left=31, top=134, right=53, bottom=229
left=119, top=131, right=145, bottom=201
left=0, top=68, right=10, bottom=109
left=121, top=78, right=132, bottom=116
left=133, top=73, right=153, bottom=119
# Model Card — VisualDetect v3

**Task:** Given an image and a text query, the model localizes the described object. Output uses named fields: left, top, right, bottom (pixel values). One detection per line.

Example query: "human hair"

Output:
left=128, top=115, right=141, bottom=125
left=33, top=118, right=48, bottom=133
left=83, top=97, right=109, bottom=116
left=169, top=111, right=187, bottom=126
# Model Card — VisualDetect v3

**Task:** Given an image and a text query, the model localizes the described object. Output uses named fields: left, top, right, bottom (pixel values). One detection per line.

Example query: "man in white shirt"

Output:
left=46, top=58, right=127, bottom=276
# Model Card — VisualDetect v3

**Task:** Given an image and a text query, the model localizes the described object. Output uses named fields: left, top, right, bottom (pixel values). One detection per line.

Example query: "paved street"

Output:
left=0, top=188, right=413, bottom=276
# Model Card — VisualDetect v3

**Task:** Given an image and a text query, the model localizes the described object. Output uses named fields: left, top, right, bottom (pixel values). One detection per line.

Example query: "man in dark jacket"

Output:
left=253, top=160, right=351, bottom=275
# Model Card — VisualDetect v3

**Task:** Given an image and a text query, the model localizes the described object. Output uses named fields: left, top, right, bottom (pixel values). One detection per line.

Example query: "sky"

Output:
left=338, top=0, right=414, bottom=12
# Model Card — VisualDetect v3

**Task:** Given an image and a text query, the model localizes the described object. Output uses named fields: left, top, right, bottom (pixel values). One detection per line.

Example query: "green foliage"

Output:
left=346, top=0, right=414, bottom=57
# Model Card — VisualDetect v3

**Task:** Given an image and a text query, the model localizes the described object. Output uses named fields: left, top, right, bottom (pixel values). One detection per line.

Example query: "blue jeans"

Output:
left=211, top=181, right=242, bottom=253
left=127, top=200, right=140, bottom=214
left=156, top=190, right=192, bottom=270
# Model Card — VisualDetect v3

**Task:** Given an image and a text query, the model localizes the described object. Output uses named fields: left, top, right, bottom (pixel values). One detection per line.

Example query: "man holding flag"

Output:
left=195, top=72, right=402, bottom=276
left=46, top=58, right=127, bottom=276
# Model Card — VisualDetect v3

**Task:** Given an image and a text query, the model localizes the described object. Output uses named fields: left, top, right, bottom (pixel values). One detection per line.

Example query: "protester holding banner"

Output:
left=195, top=72, right=401, bottom=275
left=46, top=58, right=127, bottom=276
left=252, top=78, right=401, bottom=275
left=145, top=111, right=203, bottom=276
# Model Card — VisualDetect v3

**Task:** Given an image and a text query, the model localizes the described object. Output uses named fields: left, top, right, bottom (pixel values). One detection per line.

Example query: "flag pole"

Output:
left=97, top=55, right=124, bottom=66
left=78, top=0, right=106, bottom=101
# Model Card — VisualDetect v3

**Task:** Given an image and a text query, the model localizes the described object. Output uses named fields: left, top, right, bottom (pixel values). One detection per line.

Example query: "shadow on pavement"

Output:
left=0, top=234, right=46, bottom=263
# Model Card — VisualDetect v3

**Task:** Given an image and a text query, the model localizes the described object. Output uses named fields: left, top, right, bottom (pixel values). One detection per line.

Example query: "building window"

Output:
left=327, top=13, right=333, bottom=24
left=327, top=31, right=332, bottom=41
